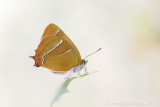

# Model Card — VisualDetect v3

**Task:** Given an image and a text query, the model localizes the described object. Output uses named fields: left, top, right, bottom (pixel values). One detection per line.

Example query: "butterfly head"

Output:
left=73, top=59, right=88, bottom=73
left=82, top=59, right=88, bottom=66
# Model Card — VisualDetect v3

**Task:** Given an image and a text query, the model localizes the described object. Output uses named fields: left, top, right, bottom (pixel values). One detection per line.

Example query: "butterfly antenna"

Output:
left=84, top=48, right=101, bottom=60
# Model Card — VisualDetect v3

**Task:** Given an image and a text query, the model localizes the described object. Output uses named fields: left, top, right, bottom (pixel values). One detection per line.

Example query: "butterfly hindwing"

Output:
left=32, top=23, right=82, bottom=72
left=43, top=38, right=80, bottom=71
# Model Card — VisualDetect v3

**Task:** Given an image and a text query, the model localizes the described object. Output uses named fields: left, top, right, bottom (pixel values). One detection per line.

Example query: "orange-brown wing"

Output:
left=42, top=23, right=81, bottom=63
left=31, top=23, right=82, bottom=71
left=42, top=40, right=81, bottom=71
left=32, top=36, right=62, bottom=67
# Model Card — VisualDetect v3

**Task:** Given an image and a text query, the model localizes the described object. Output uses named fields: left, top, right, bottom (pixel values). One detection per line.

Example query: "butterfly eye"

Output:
left=84, top=60, right=88, bottom=65
left=82, top=60, right=88, bottom=65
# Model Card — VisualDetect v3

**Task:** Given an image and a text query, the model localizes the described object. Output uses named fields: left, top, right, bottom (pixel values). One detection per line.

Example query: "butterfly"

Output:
left=30, top=23, right=101, bottom=78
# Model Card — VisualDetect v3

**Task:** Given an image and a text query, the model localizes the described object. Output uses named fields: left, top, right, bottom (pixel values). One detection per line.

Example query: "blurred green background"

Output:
left=0, top=0, right=160, bottom=107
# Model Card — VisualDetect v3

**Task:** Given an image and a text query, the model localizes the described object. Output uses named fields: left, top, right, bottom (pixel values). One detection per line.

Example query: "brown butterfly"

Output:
left=30, top=23, right=101, bottom=77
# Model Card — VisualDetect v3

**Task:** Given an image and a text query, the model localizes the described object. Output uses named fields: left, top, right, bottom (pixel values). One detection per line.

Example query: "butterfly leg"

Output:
left=64, top=69, right=73, bottom=79
left=78, top=71, right=81, bottom=76
left=84, top=66, right=89, bottom=74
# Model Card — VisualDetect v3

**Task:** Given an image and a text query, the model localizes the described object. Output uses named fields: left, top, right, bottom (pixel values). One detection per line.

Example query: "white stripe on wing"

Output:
left=41, top=39, right=63, bottom=65
left=57, top=49, right=71, bottom=56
